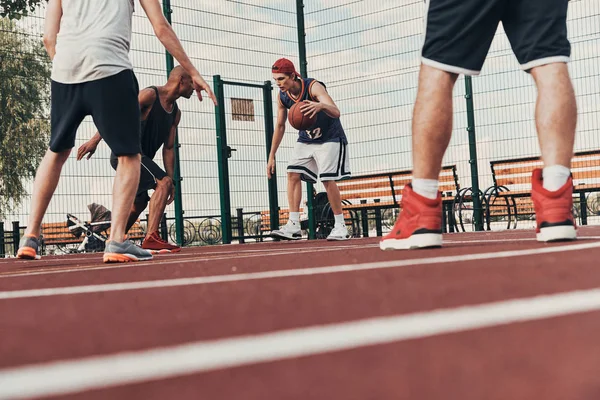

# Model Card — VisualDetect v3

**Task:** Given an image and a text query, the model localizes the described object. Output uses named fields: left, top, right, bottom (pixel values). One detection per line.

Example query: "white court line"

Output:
left=0, top=245, right=376, bottom=279
left=1, top=288, right=600, bottom=399
left=0, top=243, right=360, bottom=265
left=1, top=241, right=599, bottom=300
left=3, top=237, right=600, bottom=279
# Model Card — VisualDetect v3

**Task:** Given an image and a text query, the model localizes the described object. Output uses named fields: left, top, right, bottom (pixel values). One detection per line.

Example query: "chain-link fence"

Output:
left=1, top=0, right=599, bottom=254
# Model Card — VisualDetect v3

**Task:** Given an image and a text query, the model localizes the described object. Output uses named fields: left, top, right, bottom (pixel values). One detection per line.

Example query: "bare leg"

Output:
left=531, top=63, right=577, bottom=168
left=322, top=181, right=343, bottom=215
left=110, top=154, right=141, bottom=242
left=287, top=172, right=303, bottom=212
left=126, top=200, right=147, bottom=233
left=25, top=149, right=71, bottom=237
left=412, top=64, right=459, bottom=180
left=146, top=176, right=173, bottom=236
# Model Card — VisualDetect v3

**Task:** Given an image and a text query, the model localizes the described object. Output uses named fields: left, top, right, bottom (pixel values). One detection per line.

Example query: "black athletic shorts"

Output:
left=110, top=154, right=168, bottom=203
left=421, top=0, right=571, bottom=75
left=50, top=69, right=142, bottom=155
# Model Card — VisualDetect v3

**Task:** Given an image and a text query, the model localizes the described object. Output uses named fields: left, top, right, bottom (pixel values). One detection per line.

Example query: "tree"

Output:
left=0, top=0, right=47, bottom=20
left=0, top=18, right=50, bottom=219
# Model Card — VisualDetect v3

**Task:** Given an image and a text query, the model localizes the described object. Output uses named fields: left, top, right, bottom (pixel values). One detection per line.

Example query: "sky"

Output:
left=5, top=0, right=600, bottom=228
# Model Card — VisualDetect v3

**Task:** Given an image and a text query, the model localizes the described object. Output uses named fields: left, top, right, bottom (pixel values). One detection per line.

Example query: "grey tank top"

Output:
left=51, top=0, right=134, bottom=84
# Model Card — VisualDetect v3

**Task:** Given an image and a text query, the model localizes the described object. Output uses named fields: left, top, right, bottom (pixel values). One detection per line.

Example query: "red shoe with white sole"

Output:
left=531, top=168, right=576, bottom=242
left=380, top=184, right=443, bottom=250
left=142, top=231, right=182, bottom=254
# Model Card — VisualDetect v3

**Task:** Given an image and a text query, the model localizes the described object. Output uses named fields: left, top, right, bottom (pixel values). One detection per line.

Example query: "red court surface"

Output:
left=1, top=226, right=600, bottom=399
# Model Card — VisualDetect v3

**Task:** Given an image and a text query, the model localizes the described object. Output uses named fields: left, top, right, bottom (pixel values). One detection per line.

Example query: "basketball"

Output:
left=288, top=101, right=317, bottom=131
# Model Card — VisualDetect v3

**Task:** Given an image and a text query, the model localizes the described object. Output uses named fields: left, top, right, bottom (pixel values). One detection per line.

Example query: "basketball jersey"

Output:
left=109, top=86, right=178, bottom=162
left=52, top=0, right=134, bottom=84
left=279, top=78, right=347, bottom=144
left=140, top=87, right=179, bottom=160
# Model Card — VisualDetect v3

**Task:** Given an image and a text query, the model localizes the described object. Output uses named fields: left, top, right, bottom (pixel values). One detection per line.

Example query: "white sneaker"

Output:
left=327, top=224, right=350, bottom=241
left=270, top=220, right=302, bottom=240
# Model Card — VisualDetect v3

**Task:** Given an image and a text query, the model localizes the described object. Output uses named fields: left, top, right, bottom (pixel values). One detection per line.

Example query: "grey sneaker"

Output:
left=103, top=240, right=153, bottom=263
left=270, top=220, right=302, bottom=240
left=17, top=235, right=41, bottom=260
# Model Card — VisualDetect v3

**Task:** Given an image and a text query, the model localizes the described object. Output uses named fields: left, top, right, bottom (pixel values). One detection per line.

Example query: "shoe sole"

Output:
left=380, top=233, right=443, bottom=250
left=17, top=247, right=41, bottom=260
left=145, top=248, right=182, bottom=254
left=103, top=253, right=153, bottom=263
left=327, top=236, right=350, bottom=241
left=537, top=225, right=577, bottom=242
left=270, top=232, right=302, bottom=241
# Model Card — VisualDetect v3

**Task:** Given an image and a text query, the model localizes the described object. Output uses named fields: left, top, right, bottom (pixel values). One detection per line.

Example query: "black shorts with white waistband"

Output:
left=50, top=69, right=142, bottom=155
left=421, top=0, right=571, bottom=75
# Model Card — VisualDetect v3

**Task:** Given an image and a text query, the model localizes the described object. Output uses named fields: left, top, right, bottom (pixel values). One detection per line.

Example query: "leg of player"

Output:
left=270, top=172, right=303, bottom=240
left=322, top=181, right=350, bottom=241
left=110, top=154, right=141, bottom=243
left=141, top=176, right=181, bottom=253
left=380, top=65, right=458, bottom=250
left=16, top=149, right=71, bottom=259
left=412, top=65, right=459, bottom=182
left=125, top=200, right=148, bottom=234
left=103, top=153, right=154, bottom=263
left=530, top=63, right=577, bottom=242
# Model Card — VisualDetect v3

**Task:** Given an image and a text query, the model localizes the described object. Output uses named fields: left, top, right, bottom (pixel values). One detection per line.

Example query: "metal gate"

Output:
left=213, top=76, right=279, bottom=244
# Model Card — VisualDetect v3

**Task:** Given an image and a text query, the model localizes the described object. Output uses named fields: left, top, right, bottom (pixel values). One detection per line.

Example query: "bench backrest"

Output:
left=337, top=165, right=459, bottom=207
left=491, top=150, right=600, bottom=192
left=261, top=209, right=290, bottom=231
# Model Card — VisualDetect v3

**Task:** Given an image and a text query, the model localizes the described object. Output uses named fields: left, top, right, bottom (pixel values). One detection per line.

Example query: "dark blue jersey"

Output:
left=279, top=78, right=347, bottom=144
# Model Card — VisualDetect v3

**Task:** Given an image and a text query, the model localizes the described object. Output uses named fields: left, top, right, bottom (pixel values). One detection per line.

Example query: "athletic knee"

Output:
left=287, top=172, right=302, bottom=183
left=530, top=63, right=570, bottom=87
left=48, top=148, right=71, bottom=164
left=156, top=176, right=173, bottom=192
left=117, top=153, right=141, bottom=166
left=322, top=180, right=336, bottom=190
left=419, top=64, right=458, bottom=90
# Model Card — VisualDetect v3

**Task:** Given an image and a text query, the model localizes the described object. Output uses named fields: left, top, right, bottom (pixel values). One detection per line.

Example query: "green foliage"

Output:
left=0, top=17, right=50, bottom=218
left=0, top=0, right=47, bottom=20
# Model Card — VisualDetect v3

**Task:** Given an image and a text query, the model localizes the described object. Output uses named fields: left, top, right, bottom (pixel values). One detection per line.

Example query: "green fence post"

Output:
left=162, top=0, right=185, bottom=245
left=214, top=75, right=232, bottom=244
left=263, top=81, right=280, bottom=230
left=0, top=221, right=5, bottom=257
left=296, top=0, right=316, bottom=240
left=465, top=76, right=484, bottom=231
left=12, top=221, right=20, bottom=256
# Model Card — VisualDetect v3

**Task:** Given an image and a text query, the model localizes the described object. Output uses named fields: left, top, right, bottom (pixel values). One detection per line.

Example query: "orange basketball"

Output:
left=288, top=101, right=317, bottom=131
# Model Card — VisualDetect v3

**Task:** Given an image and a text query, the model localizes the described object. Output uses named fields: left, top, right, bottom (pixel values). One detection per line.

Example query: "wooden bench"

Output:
left=483, top=150, right=600, bottom=229
left=41, top=219, right=145, bottom=253
left=260, top=209, right=291, bottom=234
left=336, top=165, right=460, bottom=236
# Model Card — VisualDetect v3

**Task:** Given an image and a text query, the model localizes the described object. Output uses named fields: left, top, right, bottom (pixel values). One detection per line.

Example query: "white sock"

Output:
left=542, top=165, right=570, bottom=191
left=289, top=212, right=300, bottom=224
left=412, top=178, right=439, bottom=200
left=334, top=213, right=345, bottom=227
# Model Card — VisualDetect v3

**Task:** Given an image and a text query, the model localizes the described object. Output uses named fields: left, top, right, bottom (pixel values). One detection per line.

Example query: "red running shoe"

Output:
left=531, top=168, right=576, bottom=242
left=142, top=231, right=182, bottom=254
left=380, top=184, right=443, bottom=250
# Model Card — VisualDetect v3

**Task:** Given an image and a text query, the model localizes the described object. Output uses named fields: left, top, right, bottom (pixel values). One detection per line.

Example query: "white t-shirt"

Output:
left=51, top=0, right=134, bottom=84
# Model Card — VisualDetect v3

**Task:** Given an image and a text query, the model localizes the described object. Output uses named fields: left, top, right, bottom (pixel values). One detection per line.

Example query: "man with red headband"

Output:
left=380, top=0, right=576, bottom=250
left=267, top=58, right=350, bottom=241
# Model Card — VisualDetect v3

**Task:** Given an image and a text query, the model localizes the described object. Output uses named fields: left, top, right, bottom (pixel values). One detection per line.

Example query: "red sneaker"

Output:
left=380, top=184, right=443, bottom=250
left=141, top=231, right=182, bottom=254
left=531, top=168, right=576, bottom=242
